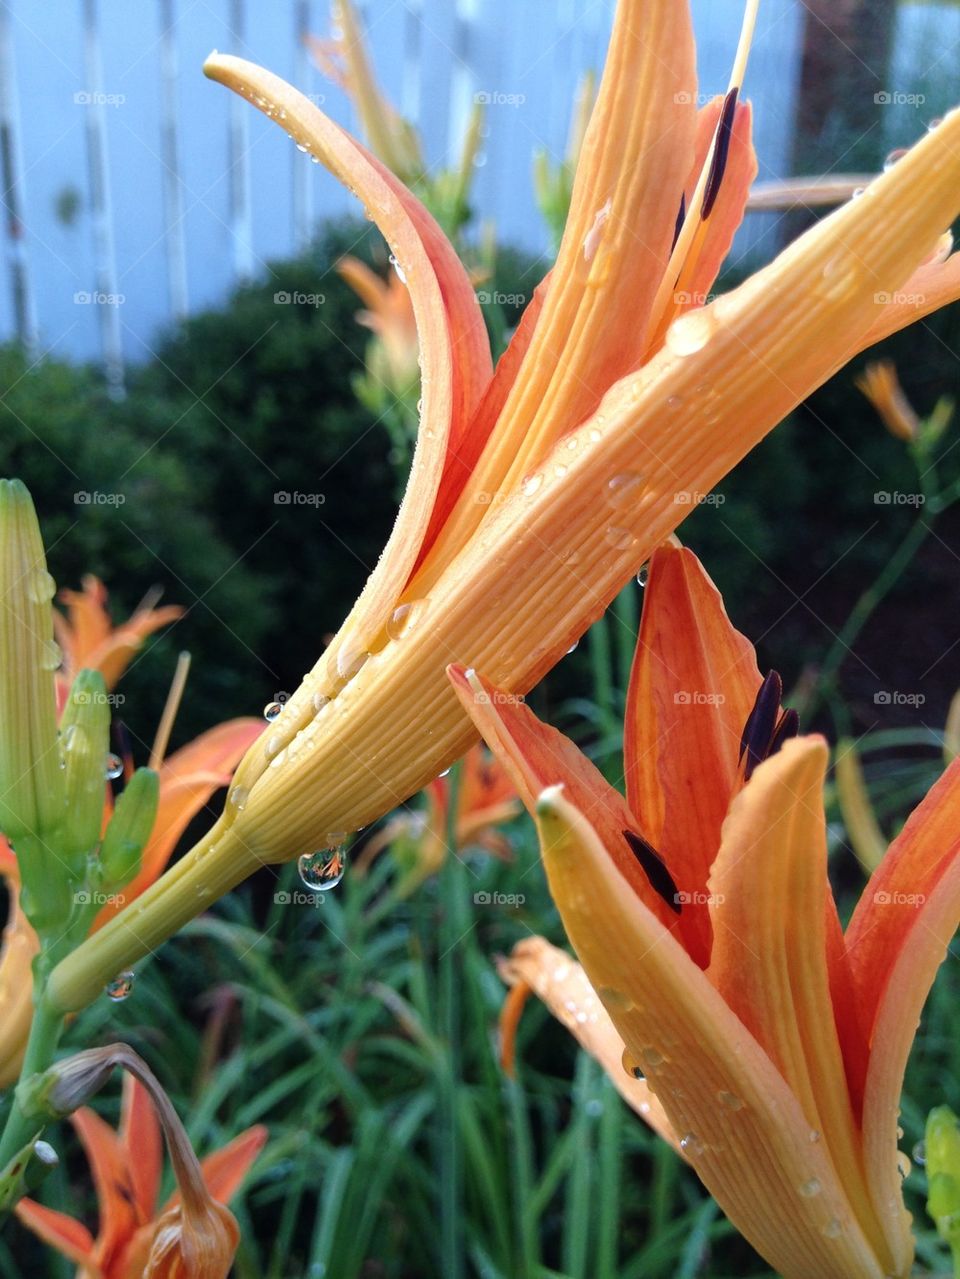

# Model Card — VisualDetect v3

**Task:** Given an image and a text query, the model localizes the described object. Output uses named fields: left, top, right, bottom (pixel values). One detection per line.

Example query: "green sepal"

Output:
left=59, top=670, right=112, bottom=862
left=100, top=767, right=159, bottom=890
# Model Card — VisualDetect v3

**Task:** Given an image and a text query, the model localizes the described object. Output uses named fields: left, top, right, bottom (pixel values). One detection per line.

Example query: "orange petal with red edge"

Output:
left=625, top=544, right=762, bottom=963
left=121, top=1073, right=163, bottom=1221
left=14, top=1200, right=95, bottom=1267
left=448, top=664, right=679, bottom=932
left=537, top=784, right=892, bottom=1279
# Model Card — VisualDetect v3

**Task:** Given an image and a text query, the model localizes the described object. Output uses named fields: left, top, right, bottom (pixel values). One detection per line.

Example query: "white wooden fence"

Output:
left=0, top=0, right=951, bottom=384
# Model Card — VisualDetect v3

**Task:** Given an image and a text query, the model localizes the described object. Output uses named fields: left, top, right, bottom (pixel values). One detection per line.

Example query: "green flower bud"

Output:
left=925, top=1106, right=960, bottom=1275
left=59, top=671, right=111, bottom=862
left=100, top=767, right=158, bottom=890
left=0, top=479, right=64, bottom=840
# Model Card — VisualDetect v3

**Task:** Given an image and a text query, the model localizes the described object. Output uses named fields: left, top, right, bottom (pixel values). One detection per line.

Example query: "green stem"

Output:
left=0, top=994, right=64, bottom=1170
left=437, top=765, right=464, bottom=1279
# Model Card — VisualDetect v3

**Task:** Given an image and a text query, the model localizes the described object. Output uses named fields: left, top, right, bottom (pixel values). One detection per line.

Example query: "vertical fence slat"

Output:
left=228, top=0, right=254, bottom=281
left=159, top=0, right=189, bottom=318
left=81, top=0, right=124, bottom=394
left=0, top=0, right=38, bottom=354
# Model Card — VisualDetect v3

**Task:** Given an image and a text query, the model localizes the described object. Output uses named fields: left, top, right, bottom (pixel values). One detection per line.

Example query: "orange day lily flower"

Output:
left=54, top=575, right=184, bottom=705
left=337, top=255, right=421, bottom=394
left=48, top=0, right=960, bottom=1012
left=450, top=543, right=960, bottom=1279
left=16, top=1073, right=266, bottom=1278
left=354, top=742, right=519, bottom=894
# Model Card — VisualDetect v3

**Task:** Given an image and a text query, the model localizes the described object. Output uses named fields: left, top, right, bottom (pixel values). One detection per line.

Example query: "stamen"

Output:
left=768, top=707, right=800, bottom=758
left=702, top=88, right=739, bottom=219
left=623, top=830, right=681, bottom=914
left=149, top=651, right=191, bottom=770
left=672, top=193, right=686, bottom=251
left=740, top=672, right=799, bottom=780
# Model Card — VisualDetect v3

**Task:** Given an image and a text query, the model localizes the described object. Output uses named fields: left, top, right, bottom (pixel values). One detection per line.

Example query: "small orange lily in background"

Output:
left=49, top=0, right=960, bottom=1011
left=337, top=255, right=420, bottom=398
left=452, top=544, right=960, bottom=1279
left=16, top=1073, right=265, bottom=1278
left=53, top=575, right=183, bottom=707
left=0, top=577, right=261, bottom=1086
left=354, top=743, right=519, bottom=895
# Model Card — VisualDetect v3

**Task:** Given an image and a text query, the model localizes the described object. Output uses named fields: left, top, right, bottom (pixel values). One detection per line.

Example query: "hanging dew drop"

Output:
left=105, top=970, right=134, bottom=1001
left=636, top=564, right=649, bottom=587
left=521, top=472, right=543, bottom=497
left=263, top=701, right=284, bottom=722
left=896, top=1151, right=911, bottom=1181
left=799, top=1178, right=821, bottom=1198
left=29, top=569, right=56, bottom=604
left=621, top=1047, right=643, bottom=1080
left=912, top=1140, right=926, bottom=1166
left=105, top=752, right=123, bottom=780
left=298, top=846, right=347, bottom=891
left=883, top=147, right=908, bottom=172
left=387, top=599, right=427, bottom=640
left=40, top=639, right=63, bottom=671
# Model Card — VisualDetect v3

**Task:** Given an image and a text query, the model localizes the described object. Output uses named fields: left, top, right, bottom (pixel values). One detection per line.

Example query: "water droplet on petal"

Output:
left=298, top=846, right=346, bottom=891
left=799, top=1178, right=821, bottom=1198
left=105, top=970, right=134, bottom=1001
left=105, top=752, right=123, bottom=780
left=809, top=1129, right=821, bottom=1143
left=717, top=1090, right=745, bottom=1111
left=680, top=1133, right=705, bottom=1157
left=336, top=647, right=368, bottom=681
left=566, top=640, right=579, bottom=655
left=883, top=147, right=908, bottom=172
left=667, top=394, right=684, bottom=411
left=29, top=570, right=56, bottom=604
left=40, top=639, right=63, bottom=671
left=311, top=691, right=330, bottom=712
left=521, top=472, right=543, bottom=497
left=296, top=142, right=309, bottom=153
left=387, top=599, right=427, bottom=640
left=665, top=308, right=717, bottom=357
left=264, top=732, right=283, bottom=760
left=822, top=1218, right=843, bottom=1239
left=896, top=1151, right=911, bottom=1181
left=928, top=116, right=944, bottom=132
left=641, top=1046, right=665, bottom=1070
left=912, top=1141, right=926, bottom=1166
left=605, top=526, right=636, bottom=551
left=264, top=701, right=284, bottom=722
left=605, top=472, right=645, bottom=508
left=388, top=254, right=408, bottom=285
left=621, top=1047, right=643, bottom=1079
left=636, top=564, right=649, bottom=587
left=229, top=785, right=249, bottom=811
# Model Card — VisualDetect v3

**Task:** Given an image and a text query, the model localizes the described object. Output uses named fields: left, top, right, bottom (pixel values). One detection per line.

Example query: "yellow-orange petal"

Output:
left=0, top=875, right=40, bottom=1088
left=859, top=854, right=960, bottom=1276
left=707, top=737, right=892, bottom=1268
left=408, top=0, right=698, bottom=590
left=54, top=574, right=112, bottom=672
left=498, top=936, right=677, bottom=1148
left=448, top=665, right=679, bottom=931
left=203, top=52, right=491, bottom=788
left=625, top=544, right=762, bottom=963
left=537, top=785, right=891, bottom=1279
left=845, top=756, right=960, bottom=1039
